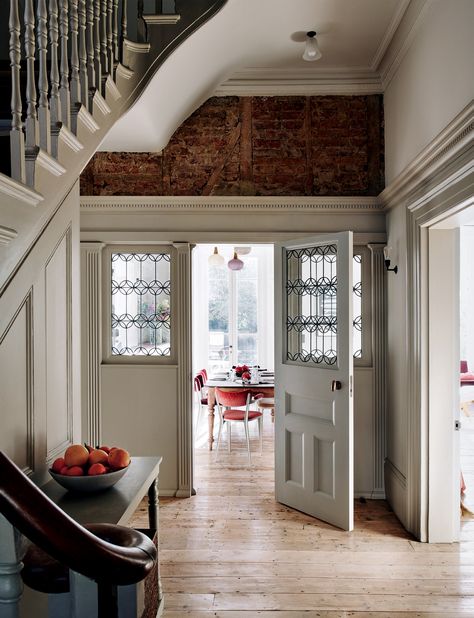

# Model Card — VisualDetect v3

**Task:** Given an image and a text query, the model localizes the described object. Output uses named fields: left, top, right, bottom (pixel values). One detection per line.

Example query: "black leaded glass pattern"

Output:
left=353, top=254, right=362, bottom=359
left=286, top=244, right=338, bottom=365
left=111, top=253, right=171, bottom=356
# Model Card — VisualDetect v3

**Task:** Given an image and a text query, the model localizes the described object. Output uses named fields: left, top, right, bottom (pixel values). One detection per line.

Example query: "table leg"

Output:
left=147, top=478, right=163, bottom=602
left=207, top=387, right=216, bottom=451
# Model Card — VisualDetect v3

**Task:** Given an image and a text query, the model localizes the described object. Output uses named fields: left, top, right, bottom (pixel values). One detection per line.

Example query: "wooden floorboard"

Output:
left=129, top=413, right=474, bottom=616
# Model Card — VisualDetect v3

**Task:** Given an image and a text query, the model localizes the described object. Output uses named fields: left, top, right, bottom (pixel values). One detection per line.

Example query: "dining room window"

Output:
left=193, top=245, right=274, bottom=376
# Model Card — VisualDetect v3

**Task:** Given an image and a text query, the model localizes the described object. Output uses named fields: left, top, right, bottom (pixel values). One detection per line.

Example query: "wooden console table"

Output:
left=0, top=456, right=164, bottom=618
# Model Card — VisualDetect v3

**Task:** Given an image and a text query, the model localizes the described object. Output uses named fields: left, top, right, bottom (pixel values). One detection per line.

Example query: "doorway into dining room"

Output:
left=191, top=243, right=275, bottom=456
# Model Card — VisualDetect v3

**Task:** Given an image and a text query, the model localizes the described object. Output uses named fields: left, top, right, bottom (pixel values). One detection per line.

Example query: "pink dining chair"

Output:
left=215, top=388, right=263, bottom=465
left=194, top=374, right=208, bottom=430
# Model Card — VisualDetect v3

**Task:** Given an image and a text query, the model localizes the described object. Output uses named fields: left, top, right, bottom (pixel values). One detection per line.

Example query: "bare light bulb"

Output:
left=303, top=31, right=322, bottom=62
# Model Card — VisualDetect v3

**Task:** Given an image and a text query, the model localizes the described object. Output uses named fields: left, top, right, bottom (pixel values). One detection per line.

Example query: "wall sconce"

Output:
left=383, top=246, right=398, bottom=274
left=208, top=246, right=224, bottom=266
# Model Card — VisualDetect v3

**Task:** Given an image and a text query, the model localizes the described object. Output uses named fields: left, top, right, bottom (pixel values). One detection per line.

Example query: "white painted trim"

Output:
left=76, top=106, right=100, bottom=133
left=92, top=91, right=112, bottom=116
left=379, top=0, right=431, bottom=89
left=0, top=173, right=44, bottom=207
left=115, top=63, right=135, bottom=80
left=370, top=0, right=411, bottom=71
left=58, top=124, right=85, bottom=152
left=0, top=226, right=18, bottom=246
left=80, top=195, right=383, bottom=213
left=215, top=68, right=383, bottom=96
left=380, top=100, right=474, bottom=210
left=123, top=38, right=151, bottom=54
left=143, top=14, right=181, bottom=25
left=35, top=149, right=67, bottom=176
left=105, top=75, right=122, bottom=102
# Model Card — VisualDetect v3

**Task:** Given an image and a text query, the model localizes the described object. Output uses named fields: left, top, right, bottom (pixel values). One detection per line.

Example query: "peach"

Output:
left=64, top=444, right=89, bottom=467
left=60, top=465, right=69, bottom=475
left=108, top=448, right=130, bottom=470
left=64, top=465, right=84, bottom=476
left=88, top=449, right=109, bottom=466
left=98, top=445, right=111, bottom=454
left=51, top=457, right=66, bottom=473
left=88, top=463, right=107, bottom=476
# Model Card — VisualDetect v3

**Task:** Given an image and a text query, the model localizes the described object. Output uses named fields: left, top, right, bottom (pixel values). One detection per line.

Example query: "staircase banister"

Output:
left=0, top=451, right=156, bottom=586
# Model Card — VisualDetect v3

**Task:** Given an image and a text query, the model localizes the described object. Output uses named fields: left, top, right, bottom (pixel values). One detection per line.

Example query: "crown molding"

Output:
left=379, top=0, right=430, bottom=89
left=215, top=67, right=383, bottom=96
left=379, top=100, right=474, bottom=210
left=370, top=0, right=411, bottom=71
left=80, top=195, right=383, bottom=213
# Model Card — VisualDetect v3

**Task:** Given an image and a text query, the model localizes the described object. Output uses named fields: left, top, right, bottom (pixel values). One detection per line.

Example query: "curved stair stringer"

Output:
left=0, top=0, right=228, bottom=295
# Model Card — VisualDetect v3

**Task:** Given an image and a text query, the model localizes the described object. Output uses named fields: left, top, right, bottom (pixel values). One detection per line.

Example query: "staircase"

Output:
left=0, top=0, right=226, bottom=293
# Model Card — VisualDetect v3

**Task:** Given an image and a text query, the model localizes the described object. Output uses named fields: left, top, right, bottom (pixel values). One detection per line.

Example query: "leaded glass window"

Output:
left=286, top=244, right=338, bottom=365
left=353, top=254, right=362, bottom=359
left=111, top=253, right=171, bottom=356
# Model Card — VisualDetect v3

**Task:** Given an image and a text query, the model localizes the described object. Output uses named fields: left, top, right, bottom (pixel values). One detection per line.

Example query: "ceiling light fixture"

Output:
left=227, top=251, right=244, bottom=271
left=302, top=31, right=322, bottom=62
left=208, top=246, right=225, bottom=266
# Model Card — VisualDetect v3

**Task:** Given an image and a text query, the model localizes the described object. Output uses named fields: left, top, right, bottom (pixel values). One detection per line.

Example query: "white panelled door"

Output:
left=274, top=232, right=354, bottom=531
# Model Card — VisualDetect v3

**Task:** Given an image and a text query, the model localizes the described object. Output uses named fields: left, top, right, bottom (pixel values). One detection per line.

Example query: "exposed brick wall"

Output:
left=81, top=95, right=384, bottom=196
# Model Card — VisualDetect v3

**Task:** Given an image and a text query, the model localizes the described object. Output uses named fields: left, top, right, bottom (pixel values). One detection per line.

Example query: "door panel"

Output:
left=275, top=232, right=353, bottom=531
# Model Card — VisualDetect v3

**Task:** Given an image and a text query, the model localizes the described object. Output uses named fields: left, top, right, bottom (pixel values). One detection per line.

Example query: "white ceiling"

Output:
left=102, top=0, right=413, bottom=152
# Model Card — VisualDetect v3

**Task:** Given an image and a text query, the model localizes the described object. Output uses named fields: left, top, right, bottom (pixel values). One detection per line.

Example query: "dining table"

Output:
left=204, top=374, right=275, bottom=450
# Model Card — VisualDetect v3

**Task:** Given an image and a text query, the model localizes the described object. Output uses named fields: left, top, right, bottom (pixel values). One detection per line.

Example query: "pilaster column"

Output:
left=80, top=242, right=104, bottom=446
left=173, top=243, right=193, bottom=497
left=369, top=244, right=387, bottom=497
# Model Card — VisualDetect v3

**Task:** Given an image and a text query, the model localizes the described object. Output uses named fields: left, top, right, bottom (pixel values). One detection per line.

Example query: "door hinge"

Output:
left=455, top=420, right=461, bottom=431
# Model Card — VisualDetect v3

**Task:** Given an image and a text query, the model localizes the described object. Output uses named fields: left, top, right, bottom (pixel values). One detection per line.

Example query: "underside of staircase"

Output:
left=0, top=0, right=226, bottom=294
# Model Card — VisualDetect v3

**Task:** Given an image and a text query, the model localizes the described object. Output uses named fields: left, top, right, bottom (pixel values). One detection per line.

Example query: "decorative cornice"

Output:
left=123, top=38, right=151, bottom=54
left=80, top=195, right=383, bottom=213
left=380, top=100, right=474, bottom=210
left=143, top=13, right=181, bottom=25
left=379, top=0, right=430, bottom=89
left=370, top=0, right=411, bottom=71
left=0, top=173, right=43, bottom=207
left=215, top=68, right=383, bottom=96
left=0, top=226, right=18, bottom=246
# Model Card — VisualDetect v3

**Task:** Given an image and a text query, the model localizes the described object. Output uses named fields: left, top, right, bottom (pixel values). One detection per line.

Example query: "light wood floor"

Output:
left=130, top=412, right=474, bottom=617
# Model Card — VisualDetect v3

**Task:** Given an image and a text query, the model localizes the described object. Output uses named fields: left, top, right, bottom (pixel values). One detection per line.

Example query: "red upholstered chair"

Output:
left=215, top=388, right=263, bottom=464
left=199, top=368, right=208, bottom=382
left=194, top=374, right=208, bottom=430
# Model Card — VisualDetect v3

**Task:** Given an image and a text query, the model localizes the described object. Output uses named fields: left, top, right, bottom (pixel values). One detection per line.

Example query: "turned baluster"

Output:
left=137, top=0, right=146, bottom=43
left=70, top=0, right=81, bottom=112
left=49, top=0, right=61, bottom=128
left=94, top=0, right=102, bottom=91
left=112, top=0, right=119, bottom=67
left=107, top=0, right=113, bottom=76
left=59, top=0, right=70, bottom=128
left=78, top=0, right=88, bottom=108
left=9, top=0, right=25, bottom=183
left=120, top=0, right=127, bottom=65
left=37, top=0, right=51, bottom=153
left=100, top=0, right=109, bottom=79
left=86, top=0, right=96, bottom=98
left=24, top=0, right=38, bottom=151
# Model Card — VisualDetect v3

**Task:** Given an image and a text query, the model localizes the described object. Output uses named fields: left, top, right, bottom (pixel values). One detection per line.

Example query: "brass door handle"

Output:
left=331, top=380, right=342, bottom=392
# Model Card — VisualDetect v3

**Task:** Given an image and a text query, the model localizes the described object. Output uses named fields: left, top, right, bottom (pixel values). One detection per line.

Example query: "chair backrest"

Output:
left=215, top=388, right=251, bottom=408
left=194, top=376, right=203, bottom=393
left=199, top=368, right=208, bottom=381
left=461, top=360, right=469, bottom=373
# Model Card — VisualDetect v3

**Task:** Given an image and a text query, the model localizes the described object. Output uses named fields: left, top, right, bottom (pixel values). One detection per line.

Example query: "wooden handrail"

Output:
left=0, top=451, right=156, bottom=586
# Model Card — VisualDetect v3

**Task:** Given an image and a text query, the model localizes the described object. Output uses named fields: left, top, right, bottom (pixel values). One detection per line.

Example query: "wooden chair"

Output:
left=215, top=388, right=263, bottom=465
